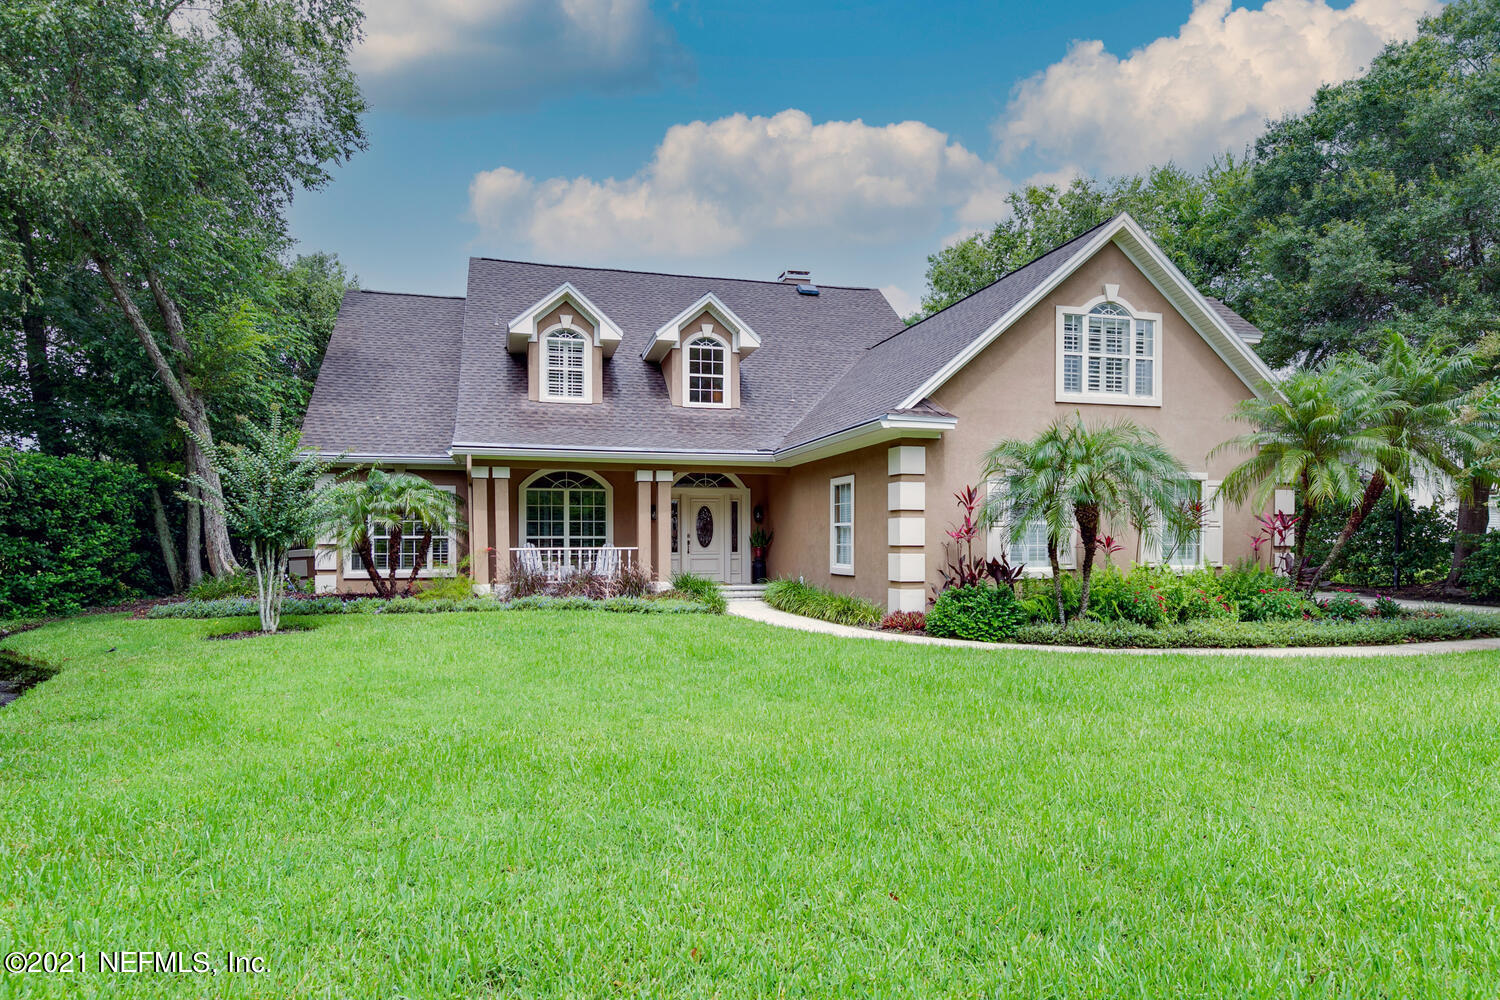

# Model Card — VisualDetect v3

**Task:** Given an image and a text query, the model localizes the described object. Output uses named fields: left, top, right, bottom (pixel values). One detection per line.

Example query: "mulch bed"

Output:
left=205, top=622, right=318, bottom=641
left=1329, top=582, right=1498, bottom=607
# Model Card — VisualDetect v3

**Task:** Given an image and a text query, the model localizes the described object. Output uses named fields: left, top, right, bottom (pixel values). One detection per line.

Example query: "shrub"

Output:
left=187, top=571, right=256, bottom=600
left=1217, top=562, right=1287, bottom=606
left=926, top=585, right=1027, bottom=642
left=1372, top=595, right=1405, bottom=618
left=1303, top=495, right=1454, bottom=586
left=1019, top=573, right=1078, bottom=621
left=1237, top=586, right=1312, bottom=622
left=671, top=573, right=727, bottom=614
left=762, top=579, right=881, bottom=626
left=1460, top=533, right=1500, bottom=600
left=614, top=561, right=654, bottom=598
left=1018, top=594, right=1059, bottom=624
left=1317, top=592, right=1371, bottom=620
left=552, top=568, right=612, bottom=600
left=1012, top=612, right=1500, bottom=648
left=415, top=574, right=474, bottom=601
left=506, top=563, right=548, bottom=599
left=1083, top=567, right=1168, bottom=627
left=0, top=451, right=158, bottom=617
left=880, top=610, right=926, bottom=633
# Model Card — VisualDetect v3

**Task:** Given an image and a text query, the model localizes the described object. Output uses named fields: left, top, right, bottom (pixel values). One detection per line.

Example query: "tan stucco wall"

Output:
left=922, top=241, right=1258, bottom=584
left=762, top=241, right=1261, bottom=610
left=764, top=443, right=893, bottom=607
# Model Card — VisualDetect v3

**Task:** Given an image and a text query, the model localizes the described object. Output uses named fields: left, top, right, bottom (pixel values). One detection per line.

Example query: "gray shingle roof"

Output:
left=1203, top=297, right=1265, bottom=345
left=302, top=291, right=464, bottom=458
left=781, top=219, right=1112, bottom=447
left=303, top=217, right=1249, bottom=460
left=451, top=258, right=902, bottom=454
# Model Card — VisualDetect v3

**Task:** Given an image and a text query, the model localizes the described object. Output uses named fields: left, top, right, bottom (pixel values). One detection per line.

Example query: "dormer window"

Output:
left=644, top=292, right=760, bottom=410
left=543, top=327, right=587, bottom=401
left=1056, top=291, right=1161, bottom=406
left=686, top=334, right=728, bottom=406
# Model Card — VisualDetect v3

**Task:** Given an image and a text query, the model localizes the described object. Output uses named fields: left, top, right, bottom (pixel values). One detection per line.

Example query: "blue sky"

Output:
left=287, top=0, right=1438, bottom=314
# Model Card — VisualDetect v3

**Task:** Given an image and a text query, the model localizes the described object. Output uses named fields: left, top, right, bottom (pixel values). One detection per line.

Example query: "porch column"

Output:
left=470, top=467, right=492, bottom=592
left=887, top=445, right=927, bottom=613
left=492, top=467, right=511, bottom=589
left=635, top=471, right=654, bottom=578
left=654, top=469, right=674, bottom=586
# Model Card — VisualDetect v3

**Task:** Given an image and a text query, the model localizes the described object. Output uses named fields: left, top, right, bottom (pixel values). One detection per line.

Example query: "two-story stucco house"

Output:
left=300, top=213, right=1275, bottom=611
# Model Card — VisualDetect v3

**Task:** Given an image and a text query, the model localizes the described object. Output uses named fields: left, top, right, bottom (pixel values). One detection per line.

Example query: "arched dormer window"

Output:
left=1056, top=293, right=1161, bottom=405
left=543, top=327, right=587, bottom=401
left=686, top=334, right=728, bottom=406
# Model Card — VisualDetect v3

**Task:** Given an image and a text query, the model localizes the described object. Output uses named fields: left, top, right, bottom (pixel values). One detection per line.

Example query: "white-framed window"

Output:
left=829, top=475, right=854, bottom=574
left=542, top=327, right=587, bottom=402
left=1056, top=296, right=1161, bottom=405
left=685, top=334, right=728, bottom=407
left=521, top=471, right=609, bottom=548
left=349, top=484, right=456, bottom=575
left=987, top=478, right=1074, bottom=573
left=1153, top=477, right=1204, bottom=569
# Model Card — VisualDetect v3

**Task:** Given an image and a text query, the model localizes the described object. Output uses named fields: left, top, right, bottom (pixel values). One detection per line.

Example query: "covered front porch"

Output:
left=466, top=464, right=773, bottom=591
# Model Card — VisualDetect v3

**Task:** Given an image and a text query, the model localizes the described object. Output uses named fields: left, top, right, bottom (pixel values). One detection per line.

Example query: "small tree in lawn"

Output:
left=981, top=414, right=1194, bottom=624
left=327, top=470, right=458, bottom=598
left=185, top=412, right=343, bottom=634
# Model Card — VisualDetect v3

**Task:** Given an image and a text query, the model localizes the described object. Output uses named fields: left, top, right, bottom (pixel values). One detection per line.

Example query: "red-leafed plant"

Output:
left=880, top=610, right=926, bottom=632
left=1096, top=535, right=1124, bottom=565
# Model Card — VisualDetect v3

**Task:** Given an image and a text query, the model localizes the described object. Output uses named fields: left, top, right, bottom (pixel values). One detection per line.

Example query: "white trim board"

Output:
left=896, top=212, right=1275, bottom=411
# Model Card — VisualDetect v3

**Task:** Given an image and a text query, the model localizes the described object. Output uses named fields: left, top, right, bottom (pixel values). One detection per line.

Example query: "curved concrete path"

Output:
left=726, top=599, right=1500, bottom=658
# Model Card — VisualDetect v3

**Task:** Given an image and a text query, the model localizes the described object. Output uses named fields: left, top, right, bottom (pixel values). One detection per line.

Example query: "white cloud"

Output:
left=470, top=109, right=1010, bottom=260
left=354, top=0, right=691, bottom=112
left=880, top=285, right=921, bottom=318
left=996, top=0, right=1439, bottom=174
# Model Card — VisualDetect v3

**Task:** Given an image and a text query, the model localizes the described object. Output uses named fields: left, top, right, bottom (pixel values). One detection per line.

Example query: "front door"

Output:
left=682, top=495, right=727, bottom=579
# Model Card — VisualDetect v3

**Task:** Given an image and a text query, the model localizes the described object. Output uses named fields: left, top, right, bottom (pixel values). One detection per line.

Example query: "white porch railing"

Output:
left=510, top=546, right=638, bottom=581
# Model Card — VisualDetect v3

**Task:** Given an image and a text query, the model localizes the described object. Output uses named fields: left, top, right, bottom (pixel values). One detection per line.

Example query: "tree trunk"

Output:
left=251, top=541, right=286, bottom=634
left=1305, top=471, right=1386, bottom=595
left=184, top=446, right=205, bottom=587
left=1074, top=503, right=1099, bottom=621
left=1290, top=471, right=1313, bottom=583
left=388, top=518, right=405, bottom=595
left=1446, top=477, right=1493, bottom=594
left=1047, top=537, right=1066, bottom=625
left=407, top=527, right=434, bottom=588
left=356, top=534, right=390, bottom=599
left=15, top=212, right=63, bottom=455
left=93, top=253, right=239, bottom=576
left=148, top=485, right=184, bottom=593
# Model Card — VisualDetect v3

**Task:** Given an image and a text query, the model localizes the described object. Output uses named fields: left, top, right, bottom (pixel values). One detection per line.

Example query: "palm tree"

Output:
left=328, top=469, right=458, bottom=598
left=981, top=414, right=1193, bottom=623
left=1210, top=366, right=1381, bottom=589
left=1306, top=332, right=1481, bottom=593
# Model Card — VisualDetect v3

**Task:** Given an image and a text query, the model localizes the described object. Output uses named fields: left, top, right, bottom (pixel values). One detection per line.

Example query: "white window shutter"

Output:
left=1204, top=480, right=1224, bottom=567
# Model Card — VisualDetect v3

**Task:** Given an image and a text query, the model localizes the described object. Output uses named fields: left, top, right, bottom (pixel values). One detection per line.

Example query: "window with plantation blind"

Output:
left=542, top=328, right=587, bottom=401
left=1056, top=297, right=1161, bottom=405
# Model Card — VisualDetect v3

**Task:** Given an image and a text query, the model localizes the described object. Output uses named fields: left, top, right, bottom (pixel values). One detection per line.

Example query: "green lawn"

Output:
left=2, top=612, right=1499, bottom=998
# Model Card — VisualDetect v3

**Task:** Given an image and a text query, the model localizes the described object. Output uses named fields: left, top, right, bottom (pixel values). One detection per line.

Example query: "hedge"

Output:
left=0, top=451, right=158, bottom=617
left=146, top=593, right=713, bottom=619
left=763, top=579, right=882, bottom=626
left=1010, top=612, right=1500, bottom=649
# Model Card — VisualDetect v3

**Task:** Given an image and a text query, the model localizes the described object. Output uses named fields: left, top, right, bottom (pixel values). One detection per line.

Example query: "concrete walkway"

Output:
left=1314, top=590, right=1500, bottom=614
left=726, top=599, right=1500, bottom=658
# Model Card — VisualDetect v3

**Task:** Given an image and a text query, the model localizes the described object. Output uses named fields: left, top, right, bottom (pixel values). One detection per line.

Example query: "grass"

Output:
left=763, top=578, right=882, bottom=626
left=2, top=612, right=1500, bottom=997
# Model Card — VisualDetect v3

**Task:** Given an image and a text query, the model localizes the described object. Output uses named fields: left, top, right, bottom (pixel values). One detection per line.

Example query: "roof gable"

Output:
left=506, top=281, right=625, bottom=356
left=643, top=291, right=762, bottom=361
